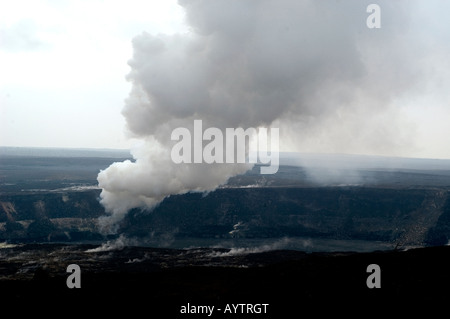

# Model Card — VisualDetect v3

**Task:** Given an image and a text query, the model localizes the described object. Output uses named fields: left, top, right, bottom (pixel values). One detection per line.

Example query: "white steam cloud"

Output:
left=98, top=0, right=431, bottom=233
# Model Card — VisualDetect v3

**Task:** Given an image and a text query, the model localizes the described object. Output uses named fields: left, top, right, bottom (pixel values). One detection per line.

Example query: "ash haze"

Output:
left=2, top=1, right=450, bottom=231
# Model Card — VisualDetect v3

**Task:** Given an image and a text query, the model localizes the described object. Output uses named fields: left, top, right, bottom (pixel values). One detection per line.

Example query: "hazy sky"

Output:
left=1, top=0, right=450, bottom=159
left=0, top=0, right=186, bottom=149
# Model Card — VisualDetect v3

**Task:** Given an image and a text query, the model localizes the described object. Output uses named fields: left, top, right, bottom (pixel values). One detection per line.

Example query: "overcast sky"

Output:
left=1, top=0, right=450, bottom=159
left=0, top=0, right=186, bottom=149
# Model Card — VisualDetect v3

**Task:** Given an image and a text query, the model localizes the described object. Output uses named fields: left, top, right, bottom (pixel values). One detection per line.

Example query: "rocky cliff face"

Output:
left=121, top=186, right=450, bottom=246
left=2, top=185, right=449, bottom=247
left=2, top=151, right=450, bottom=246
left=0, top=190, right=103, bottom=242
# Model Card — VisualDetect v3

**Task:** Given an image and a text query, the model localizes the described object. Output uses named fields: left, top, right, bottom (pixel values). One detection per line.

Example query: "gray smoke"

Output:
left=98, top=0, right=428, bottom=233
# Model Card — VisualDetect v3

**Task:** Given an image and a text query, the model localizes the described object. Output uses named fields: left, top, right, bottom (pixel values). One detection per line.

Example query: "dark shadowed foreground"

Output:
left=2, top=150, right=450, bottom=316
left=0, top=243, right=448, bottom=316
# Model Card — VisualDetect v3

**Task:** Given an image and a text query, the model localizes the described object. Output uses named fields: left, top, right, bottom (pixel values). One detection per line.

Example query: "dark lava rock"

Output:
left=0, top=243, right=449, bottom=316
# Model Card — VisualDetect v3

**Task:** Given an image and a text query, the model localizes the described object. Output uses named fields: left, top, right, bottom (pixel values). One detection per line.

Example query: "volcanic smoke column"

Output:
left=97, top=0, right=421, bottom=233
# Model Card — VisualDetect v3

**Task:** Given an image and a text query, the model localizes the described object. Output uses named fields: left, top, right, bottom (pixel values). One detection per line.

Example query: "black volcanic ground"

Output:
left=1, top=149, right=450, bottom=316
left=0, top=243, right=449, bottom=315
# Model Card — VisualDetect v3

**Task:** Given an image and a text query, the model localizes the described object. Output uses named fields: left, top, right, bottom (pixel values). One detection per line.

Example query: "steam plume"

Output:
left=98, top=0, right=424, bottom=233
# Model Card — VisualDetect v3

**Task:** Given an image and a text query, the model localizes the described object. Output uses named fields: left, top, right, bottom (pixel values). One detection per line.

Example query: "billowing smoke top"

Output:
left=98, top=0, right=420, bottom=233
